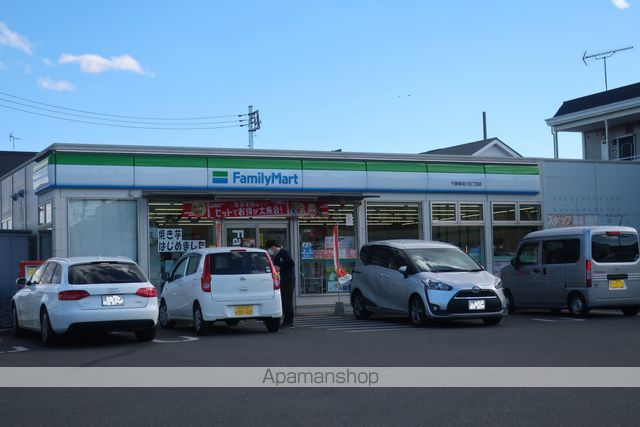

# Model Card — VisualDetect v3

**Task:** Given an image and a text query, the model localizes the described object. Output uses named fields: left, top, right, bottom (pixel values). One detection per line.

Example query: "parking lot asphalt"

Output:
left=2, top=310, right=640, bottom=426
left=1, top=309, right=640, bottom=367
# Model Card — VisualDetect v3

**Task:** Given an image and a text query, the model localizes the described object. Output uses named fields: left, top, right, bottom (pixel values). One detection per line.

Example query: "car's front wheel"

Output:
left=135, top=326, right=157, bottom=342
left=40, top=309, right=60, bottom=347
left=482, top=317, right=502, bottom=326
left=352, top=291, right=370, bottom=320
left=158, top=300, right=175, bottom=329
left=264, top=318, right=280, bottom=332
left=11, top=305, right=25, bottom=338
left=193, top=303, right=209, bottom=336
left=409, top=295, right=427, bottom=327
left=621, top=306, right=640, bottom=316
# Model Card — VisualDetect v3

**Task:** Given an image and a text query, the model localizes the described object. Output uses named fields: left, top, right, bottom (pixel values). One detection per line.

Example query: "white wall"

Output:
left=542, top=160, right=640, bottom=231
left=583, top=122, right=640, bottom=160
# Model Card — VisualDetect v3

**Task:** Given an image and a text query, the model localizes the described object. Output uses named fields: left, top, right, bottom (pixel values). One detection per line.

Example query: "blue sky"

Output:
left=0, top=1, right=638, bottom=158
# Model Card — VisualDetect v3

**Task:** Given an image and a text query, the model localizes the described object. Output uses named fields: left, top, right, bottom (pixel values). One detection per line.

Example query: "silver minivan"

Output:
left=350, top=240, right=507, bottom=326
left=500, top=226, right=640, bottom=317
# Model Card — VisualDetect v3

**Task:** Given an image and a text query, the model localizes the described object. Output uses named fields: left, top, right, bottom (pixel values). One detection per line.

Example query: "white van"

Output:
left=500, top=226, right=640, bottom=317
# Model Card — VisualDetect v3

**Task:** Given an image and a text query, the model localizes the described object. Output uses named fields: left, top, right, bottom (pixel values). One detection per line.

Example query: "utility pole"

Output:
left=247, top=105, right=261, bottom=149
left=583, top=46, right=634, bottom=91
left=9, top=132, right=22, bottom=151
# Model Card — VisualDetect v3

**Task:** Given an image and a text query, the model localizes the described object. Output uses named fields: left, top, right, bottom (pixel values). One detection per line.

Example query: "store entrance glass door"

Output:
left=223, top=222, right=288, bottom=250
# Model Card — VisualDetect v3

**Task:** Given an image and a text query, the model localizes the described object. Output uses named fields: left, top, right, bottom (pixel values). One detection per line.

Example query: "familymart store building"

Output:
left=19, top=144, right=543, bottom=307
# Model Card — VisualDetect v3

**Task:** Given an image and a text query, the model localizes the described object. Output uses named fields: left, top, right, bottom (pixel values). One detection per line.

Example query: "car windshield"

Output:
left=68, top=262, right=147, bottom=284
left=406, top=247, right=483, bottom=273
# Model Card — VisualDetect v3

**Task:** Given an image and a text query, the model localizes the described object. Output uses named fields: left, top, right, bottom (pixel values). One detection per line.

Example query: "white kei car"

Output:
left=158, top=247, right=283, bottom=334
left=11, top=257, right=159, bottom=346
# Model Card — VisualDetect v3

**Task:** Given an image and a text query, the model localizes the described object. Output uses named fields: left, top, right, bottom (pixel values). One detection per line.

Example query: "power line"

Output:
left=0, top=103, right=247, bottom=130
left=0, top=97, right=247, bottom=126
left=0, top=90, right=247, bottom=121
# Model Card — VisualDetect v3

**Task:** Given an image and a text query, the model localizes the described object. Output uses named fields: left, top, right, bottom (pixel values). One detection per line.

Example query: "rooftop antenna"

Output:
left=583, top=46, right=634, bottom=91
left=9, top=132, right=22, bottom=151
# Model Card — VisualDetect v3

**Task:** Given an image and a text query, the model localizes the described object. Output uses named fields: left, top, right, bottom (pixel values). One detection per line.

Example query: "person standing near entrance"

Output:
left=265, top=240, right=295, bottom=327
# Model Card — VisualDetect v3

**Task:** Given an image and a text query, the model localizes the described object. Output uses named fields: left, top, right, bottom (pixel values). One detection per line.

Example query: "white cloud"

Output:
left=0, top=21, right=33, bottom=55
left=58, top=53, right=153, bottom=76
left=42, top=58, right=53, bottom=66
left=0, top=60, right=6, bottom=71
left=612, top=0, right=631, bottom=9
left=37, top=76, right=77, bottom=92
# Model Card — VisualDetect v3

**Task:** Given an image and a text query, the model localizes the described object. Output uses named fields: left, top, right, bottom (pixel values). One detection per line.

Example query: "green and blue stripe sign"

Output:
left=33, top=153, right=540, bottom=194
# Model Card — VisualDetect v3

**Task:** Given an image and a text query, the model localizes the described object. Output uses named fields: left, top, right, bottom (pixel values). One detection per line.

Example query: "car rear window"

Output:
left=210, top=251, right=272, bottom=275
left=68, top=262, right=147, bottom=284
left=592, top=233, right=639, bottom=263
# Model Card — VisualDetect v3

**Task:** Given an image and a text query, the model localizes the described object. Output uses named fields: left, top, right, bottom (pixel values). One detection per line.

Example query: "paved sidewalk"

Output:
left=296, top=303, right=353, bottom=316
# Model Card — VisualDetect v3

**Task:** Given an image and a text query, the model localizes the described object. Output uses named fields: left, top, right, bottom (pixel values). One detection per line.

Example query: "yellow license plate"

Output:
left=234, top=305, right=254, bottom=316
left=609, top=279, right=626, bottom=289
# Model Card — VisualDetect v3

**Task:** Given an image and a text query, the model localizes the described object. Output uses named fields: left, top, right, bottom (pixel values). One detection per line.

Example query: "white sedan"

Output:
left=11, top=257, right=159, bottom=346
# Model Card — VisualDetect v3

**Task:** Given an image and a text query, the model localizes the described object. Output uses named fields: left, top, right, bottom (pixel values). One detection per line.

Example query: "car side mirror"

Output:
left=16, top=277, right=26, bottom=289
left=511, top=258, right=520, bottom=270
left=398, top=266, right=410, bottom=278
left=161, top=272, right=169, bottom=281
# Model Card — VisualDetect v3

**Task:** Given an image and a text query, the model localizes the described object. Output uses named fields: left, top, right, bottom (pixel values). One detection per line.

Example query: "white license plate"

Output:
left=102, top=295, right=124, bottom=306
left=468, top=300, right=485, bottom=310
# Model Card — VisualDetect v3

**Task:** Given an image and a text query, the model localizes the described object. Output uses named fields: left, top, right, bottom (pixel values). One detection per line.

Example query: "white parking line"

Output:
left=298, top=321, right=368, bottom=327
left=0, top=346, right=29, bottom=354
left=153, top=336, right=199, bottom=343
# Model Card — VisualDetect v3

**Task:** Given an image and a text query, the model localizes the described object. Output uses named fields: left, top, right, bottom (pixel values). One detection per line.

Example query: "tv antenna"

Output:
left=583, top=46, right=634, bottom=91
left=9, top=132, right=22, bottom=151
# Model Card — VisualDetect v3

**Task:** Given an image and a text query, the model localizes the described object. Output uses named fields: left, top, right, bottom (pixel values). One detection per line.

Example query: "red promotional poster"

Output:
left=332, top=224, right=352, bottom=286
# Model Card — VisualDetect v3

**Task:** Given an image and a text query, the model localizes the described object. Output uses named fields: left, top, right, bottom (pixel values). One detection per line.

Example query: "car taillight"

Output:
left=606, top=231, right=621, bottom=236
left=266, top=255, right=280, bottom=290
left=201, top=255, right=212, bottom=293
left=586, top=259, right=592, bottom=287
left=136, top=287, right=158, bottom=298
left=58, top=290, right=90, bottom=300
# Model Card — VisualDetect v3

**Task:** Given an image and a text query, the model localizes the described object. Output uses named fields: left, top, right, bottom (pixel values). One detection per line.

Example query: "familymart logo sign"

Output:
left=211, top=169, right=301, bottom=188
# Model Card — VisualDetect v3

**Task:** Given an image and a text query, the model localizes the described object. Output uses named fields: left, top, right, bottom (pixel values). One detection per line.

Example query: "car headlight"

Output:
left=494, top=278, right=503, bottom=289
left=422, top=279, right=453, bottom=291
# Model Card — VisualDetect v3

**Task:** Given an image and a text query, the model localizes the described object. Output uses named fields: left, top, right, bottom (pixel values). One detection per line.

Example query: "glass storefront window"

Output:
left=148, top=201, right=215, bottom=287
left=460, top=203, right=483, bottom=222
left=299, top=203, right=357, bottom=295
left=431, top=203, right=456, bottom=222
left=366, top=202, right=421, bottom=241
left=493, top=204, right=516, bottom=222
left=69, top=199, right=138, bottom=261
left=492, top=225, right=540, bottom=273
left=432, top=226, right=485, bottom=266
left=519, top=204, right=541, bottom=222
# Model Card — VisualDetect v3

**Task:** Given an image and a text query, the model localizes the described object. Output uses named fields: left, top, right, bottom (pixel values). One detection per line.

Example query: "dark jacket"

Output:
left=272, top=248, right=295, bottom=287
